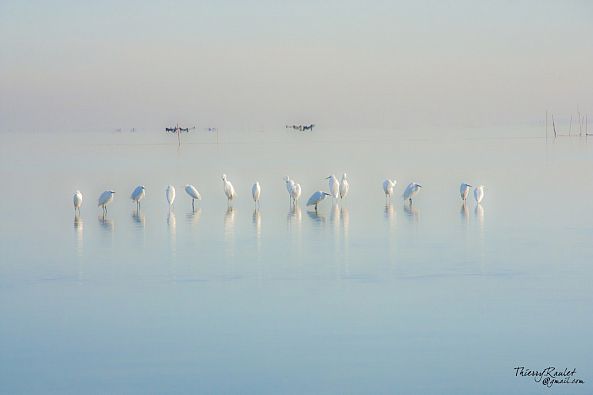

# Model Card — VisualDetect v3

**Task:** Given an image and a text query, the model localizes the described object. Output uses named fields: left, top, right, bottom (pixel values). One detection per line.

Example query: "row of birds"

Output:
left=72, top=173, right=485, bottom=214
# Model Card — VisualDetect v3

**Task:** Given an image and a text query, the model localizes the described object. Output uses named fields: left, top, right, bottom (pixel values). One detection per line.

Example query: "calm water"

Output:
left=1, top=128, right=592, bottom=394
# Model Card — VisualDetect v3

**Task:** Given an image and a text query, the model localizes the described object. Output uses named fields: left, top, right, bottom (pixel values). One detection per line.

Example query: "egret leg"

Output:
left=192, top=199, right=195, bottom=212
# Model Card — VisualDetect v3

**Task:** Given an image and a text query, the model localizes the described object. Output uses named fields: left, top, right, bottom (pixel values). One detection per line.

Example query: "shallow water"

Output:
left=1, top=128, right=592, bottom=394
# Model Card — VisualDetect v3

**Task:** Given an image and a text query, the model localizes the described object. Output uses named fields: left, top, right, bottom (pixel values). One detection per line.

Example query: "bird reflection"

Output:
left=224, top=206, right=235, bottom=235
left=98, top=215, right=114, bottom=232
left=74, top=213, right=83, bottom=256
left=384, top=203, right=395, bottom=221
left=330, top=202, right=340, bottom=228
left=475, top=204, right=484, bottom=226
left=167, top=211, right=176, bottom=234
left=132, top=208, right=145, bottom=228
left=307, top=209, right=326, bottom=224
left=287, top=205, right=302, bottom=226
left=404, top=204, right=418, bottom=222
left=460, top=202, right=469, bottom=224
left=340, top=207, right=349, bottom=232
left=186, top=208, right=202, bottom=225
left=252, top=208, right=261, bottom=238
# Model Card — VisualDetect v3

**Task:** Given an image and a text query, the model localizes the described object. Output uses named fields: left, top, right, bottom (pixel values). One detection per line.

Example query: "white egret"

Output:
left=474, top=185, right=485, bottom=204
left=326, top=175, right=339, bottom=198
left=306, top=191, right=331, bottom=211
left=284, top=176, right=295, bottom=202
left=98, top=190, right=115, bottom=214
left=222, top=174, right=236, bottom=205
left=383, top=179, right=397, bottom=199
left=130, top=185, right=146, bottom=209
left=166, top=185, right=176, bottom=208
left=73, top=190, right=83, bottom=213
left=291, top=183, right=302, bottom=204
left=184, top=184, right=201, bottom=211
left=403, top=182, right=422, bottom=204
left=460, top=183, right=472, bottom=201
left=252, top=182, right=261, bottom=207
left=339, top=173, right=349, bottom=199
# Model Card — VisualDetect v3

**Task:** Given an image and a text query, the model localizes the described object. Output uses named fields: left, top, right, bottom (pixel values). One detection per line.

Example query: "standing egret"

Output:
left=98, top=190, right=115, bottom=215
left=291, top=183, right=302, bottom=204
left=284, top=176, right=295, bottom=203
left=460, top=183, right=472, bottom=201
left=306, top=191, right=331, bottom=211
left=340, top=173, right=349, bottom=199
left=185, top=184, right=201, bottom=211
left=73, top=190, right=83, bottom=213
left=403, top=182, right=422, bottom=204
left=383, top=179, right=397, bottom=200
left=252, top=182, right=261, bottom=207
left=326, top=175, right=339, bottom=199
left=166, top=185, right=176, bottom=208
left=131, top=185, right=146, bottom=209
left=222, top=174, right=236, bottom=205
left=474, top=185, right=485, bottom=204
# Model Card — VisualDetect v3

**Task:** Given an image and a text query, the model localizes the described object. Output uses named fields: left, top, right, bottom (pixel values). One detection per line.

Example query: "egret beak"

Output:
left=324, top=176, right=330, bottom=179
left=467, top=185, right=472, bottom=187
left=323, top=192, right=331, bottom=196
left=417, top=185, right=422, bottom=188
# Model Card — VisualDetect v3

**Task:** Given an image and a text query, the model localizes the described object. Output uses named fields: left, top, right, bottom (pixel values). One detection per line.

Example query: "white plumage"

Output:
left=185, top=184, right=201, bottom=210
left=474, top=185, right=485, bottom=204
left=98, top=190, right=115, bottom=213
left=339, top=173, right=349, bottom=199
left=166, top=185, right=176, bottom=207
left=383, top=179, right=396, bottom=198
left=326, top=175, right=339, bottom=198
left=252, top=182, right=261, bottom=206
left=306, top=191, right=331, bottom=211
left=222, top=174, right=235, bottom=203
left=291, top=183, right=302, bottom=203
left=131, top=185, right=146, bottom=208
left=403, top=182, right=422, bottom=204
left=73, top=190, right=83, bottom=212
left=460, top=183, right=472, bottom=201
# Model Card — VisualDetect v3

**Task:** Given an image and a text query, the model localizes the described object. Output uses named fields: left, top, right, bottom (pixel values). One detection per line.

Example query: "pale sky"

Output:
left=1, top=0, right=592, bottom=132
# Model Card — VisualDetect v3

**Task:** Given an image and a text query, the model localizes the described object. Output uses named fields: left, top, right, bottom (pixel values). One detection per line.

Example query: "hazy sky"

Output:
left=1, top=0, right=592, bottom=132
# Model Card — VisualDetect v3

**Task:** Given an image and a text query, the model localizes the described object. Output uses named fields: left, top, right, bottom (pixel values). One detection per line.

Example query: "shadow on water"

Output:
left=460, top=202, right=469, bottom=224
left=404, top=203, right=419, bottom=223
left=224, top=207, right=235, bottom=258
left=98, top=215, right=114, bottom=232
left=132, top=208, right=145, bottom=228
left=287, top=204, right=302, bottom=227
left=252, top=208, right=261, bottom=239
left=74, top=213, right=83, bottom=257
left=186, top=208, right=202, bottom=225
left=307, top=209, right=326, bottom=225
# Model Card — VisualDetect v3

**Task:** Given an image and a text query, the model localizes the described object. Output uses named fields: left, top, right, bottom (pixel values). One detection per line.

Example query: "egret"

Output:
left=166, top=185, right=176, bottom=208
left=326, top=175, right=339, bottom=198
left=252, top=182, right=261, bottom=207
left=131, top=185, right=146, bottom=209
left=474, top=185, right=485, bottom=204
left=291, top=183, right=302, bottom=204
left=284, top=176, right=295, bottom=202
left=403, top=182, right=422, bottom=204
left=222, top=174, right=236, bottom=205
left=460, top=183, right=472, bottom=201
left=383, top=179, right=397, bottom=200
left=98, top=190, right=115, bottom=215
left=306, top=191, right=331, bottom=211
left=339, top=173, right=349, bottom=199
left=184, top=184, right=201, bottom=211
left=73, top=190, right=83, bottom=213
